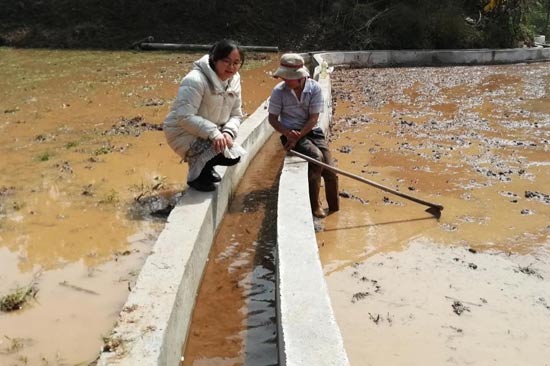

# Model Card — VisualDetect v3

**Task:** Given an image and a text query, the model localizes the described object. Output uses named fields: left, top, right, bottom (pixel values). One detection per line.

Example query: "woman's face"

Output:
left=215, top=49, right=242, bottom=81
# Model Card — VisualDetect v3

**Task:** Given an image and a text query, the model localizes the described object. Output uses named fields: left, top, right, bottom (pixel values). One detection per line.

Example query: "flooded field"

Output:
left=321, top=63, right=550, bottom=365
left=0, top=47, right=278, bottom=366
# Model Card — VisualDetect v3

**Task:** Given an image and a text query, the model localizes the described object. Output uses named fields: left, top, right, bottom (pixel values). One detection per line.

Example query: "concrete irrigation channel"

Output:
left=98, top=48, right=550, bottom=366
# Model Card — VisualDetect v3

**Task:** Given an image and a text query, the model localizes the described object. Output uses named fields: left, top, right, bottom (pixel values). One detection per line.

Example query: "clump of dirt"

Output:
left=338, top=146, right=353, bottom=154
left=351, top=291, right=370, bottom=303
left=451, top=300, right=471, bottom=315
left=132, top=190, right=183, bottom=218
left=0, top=186, right=16, bottom=214
left=525, top=190, right=550, bottom=204
left=339, top=191, right=369, bottom=205
left=516, top=265, right=544, bottom=279
left=0, top=186, right=16, bottom=196
left=103, top=116, right=163, bottom=137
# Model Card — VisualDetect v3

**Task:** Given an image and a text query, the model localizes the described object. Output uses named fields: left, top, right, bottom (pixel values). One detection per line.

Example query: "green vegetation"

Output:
left=1, top=336, right=25, bottom=354
left=528, top=0, right=550, bottom=38
left=65, top=141, right=78, bottom=149
left=0, top=285, right=37, bottom=312
left=35, top=151, right=52, bottom=162
left=131, top=175, right=167, bottom=201
left=98, top=189, right=119, bottom=204
left=93, top=142, right=114, bottom=156
left=0, top=0, right=548, bottom=50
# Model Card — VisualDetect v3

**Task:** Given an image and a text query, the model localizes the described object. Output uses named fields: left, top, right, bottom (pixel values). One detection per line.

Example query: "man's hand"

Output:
left=283, top=129, right=300, bottom=150
left=287, top=129, right=300, bottom=140
left=284, top=139, right=296, bottom=150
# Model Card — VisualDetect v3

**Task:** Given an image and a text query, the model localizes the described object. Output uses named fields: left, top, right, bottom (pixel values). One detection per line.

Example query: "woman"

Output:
left=163, top=39, right=246, bottom=192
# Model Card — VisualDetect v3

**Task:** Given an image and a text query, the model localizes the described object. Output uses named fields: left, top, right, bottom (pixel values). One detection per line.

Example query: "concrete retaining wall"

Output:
left=314, top=48, right=550, bottom=68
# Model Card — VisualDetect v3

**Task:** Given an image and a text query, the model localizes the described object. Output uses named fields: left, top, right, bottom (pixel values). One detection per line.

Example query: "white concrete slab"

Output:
left=316, top=48, right=550, bottom=68
left=276, top=156, right=350, bottom=366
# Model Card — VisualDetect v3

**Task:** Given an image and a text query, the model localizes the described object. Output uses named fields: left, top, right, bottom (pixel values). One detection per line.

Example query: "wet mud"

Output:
left=319, top=63, right=550, bottom=365
left=0, top=48, right=279, bottom=365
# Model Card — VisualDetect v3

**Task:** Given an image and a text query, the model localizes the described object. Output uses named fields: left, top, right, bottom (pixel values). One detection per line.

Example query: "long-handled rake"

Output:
left=290, top=150, right=444, bottom=219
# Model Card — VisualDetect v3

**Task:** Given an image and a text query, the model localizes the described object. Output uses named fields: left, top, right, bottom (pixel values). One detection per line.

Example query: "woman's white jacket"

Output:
left=163, top=54, right=243, bottom=159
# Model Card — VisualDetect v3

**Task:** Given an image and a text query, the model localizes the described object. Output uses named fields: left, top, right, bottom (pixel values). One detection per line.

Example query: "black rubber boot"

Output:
left=325, top=175, right=340, bottom=212
left=188, top=178, right=215, bottom=192
left=209, top=154, right=241, bottom=167
left=207, top=167, right=222, bottom=182
left=203, top=153, right=239, bottom=182
left=188, top=167, right=216, bottom=192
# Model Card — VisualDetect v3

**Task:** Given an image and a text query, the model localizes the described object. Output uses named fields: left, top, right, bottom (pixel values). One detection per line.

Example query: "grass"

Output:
left=131, top=175, right=167, bottom=201
left=151, top=175, right=166, bottom=190
left=98, top=189, right=119, bottom=204
left=241, top=53, right=276, bottom=71
left=93, top=143, right=114, bottom=156
left=0, top=335, right=25, bottom=354
left=93, top=146, right=112, bottom=156
left=0, top=284, right=37, bottom=312
left=65, top=141, right=78, bottom=149
left=35, top=151, right=53, bottom=162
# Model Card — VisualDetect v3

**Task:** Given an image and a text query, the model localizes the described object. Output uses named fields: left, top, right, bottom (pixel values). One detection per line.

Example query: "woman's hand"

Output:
left=212, top=132, right=234, bottom=153
left=223, top=132, right=234, bottom=148
left=212, top=134, right=227, bottom=153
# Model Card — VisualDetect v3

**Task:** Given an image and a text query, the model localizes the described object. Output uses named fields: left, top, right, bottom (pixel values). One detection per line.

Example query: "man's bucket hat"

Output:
left=273, top=53, right=310, bottom=80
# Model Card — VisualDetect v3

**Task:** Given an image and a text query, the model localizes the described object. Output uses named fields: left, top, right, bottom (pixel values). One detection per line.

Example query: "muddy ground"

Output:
left=319, top=63, right=550, bottom=365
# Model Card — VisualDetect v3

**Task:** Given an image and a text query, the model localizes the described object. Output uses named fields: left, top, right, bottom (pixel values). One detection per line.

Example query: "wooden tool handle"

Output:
left=290, top=149, right=444, bottom=211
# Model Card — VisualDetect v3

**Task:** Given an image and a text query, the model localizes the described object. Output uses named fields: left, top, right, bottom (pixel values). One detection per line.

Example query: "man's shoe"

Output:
left=188, top=178, right=216, bottom=192
left=208, top=168, right=222, bottom=183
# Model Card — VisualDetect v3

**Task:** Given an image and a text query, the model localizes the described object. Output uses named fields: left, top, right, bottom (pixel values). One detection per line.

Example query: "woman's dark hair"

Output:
left=208, top=39, right=245, bottom=69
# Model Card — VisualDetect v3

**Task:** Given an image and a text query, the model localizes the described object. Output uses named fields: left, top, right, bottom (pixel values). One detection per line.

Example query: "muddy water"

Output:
left=0, top=48, right=279, bottom=365
left=182, top=134, right=283, bottom=366
left=320, top=63, right=550, bottom=365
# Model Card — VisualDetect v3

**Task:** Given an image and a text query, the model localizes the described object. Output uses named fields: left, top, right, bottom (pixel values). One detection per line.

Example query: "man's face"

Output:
left=282, top=78, right=303, bottom=89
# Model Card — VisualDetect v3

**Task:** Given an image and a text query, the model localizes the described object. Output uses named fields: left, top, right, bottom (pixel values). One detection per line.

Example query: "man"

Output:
left=268, top=53, right=339, bottom=218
